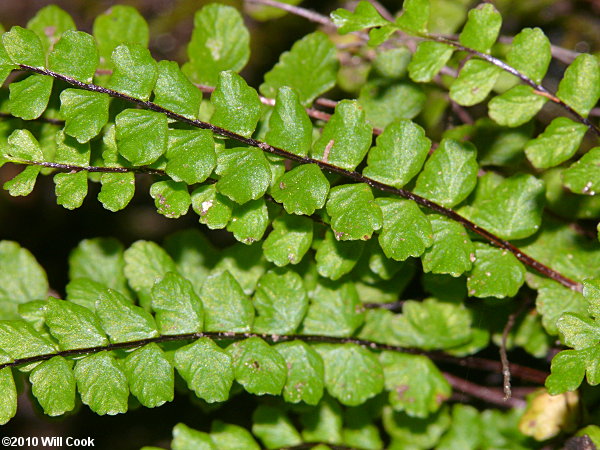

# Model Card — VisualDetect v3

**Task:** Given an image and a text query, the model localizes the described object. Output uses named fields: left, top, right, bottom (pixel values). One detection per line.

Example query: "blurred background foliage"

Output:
left=0, top=1, right=599, bottom=448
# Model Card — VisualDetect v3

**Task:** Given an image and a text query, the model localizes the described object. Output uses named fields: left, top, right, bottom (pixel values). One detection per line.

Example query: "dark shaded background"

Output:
left=1, top=1, right=599, bottom=448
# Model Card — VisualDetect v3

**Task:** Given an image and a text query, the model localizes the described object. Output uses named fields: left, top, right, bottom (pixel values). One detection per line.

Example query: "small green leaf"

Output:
left=30, top=356, right=76, bottom=416
left=182, top=4, right=250, bottom=86
left=380, top=351, right=451, bottom=418
left=174, top=338, right=234, bottom=403
left=302, top=279, right=363, bottom=337
left=0, top=241, right=48, bottom=320
left=166, top=129, right=215, bottom=184
left=9, top=74, right=53, bottom=120
left=96, top=288, right=158, bottom=343
left=315, top=343, right=384, bottom=406
left=450, top=60, right=502, bottom=106
left=215, top=147, right=271, bottom=204
left=263, top=215, right=313, bottom=267
left=557, top=313, right=600, bottom=350
left=315, top=230, right=365, bottom=280
left=151, top=272, right=203, bottom=335
left=252, top=270, right=308, bottom=334
left=373, top=47, right=412, bottom=79
left=0, top=320, right=56, bottom=360
left=211, top=71, right=261, bottom=138
left=115, top=109, right=168, bottom=165
left=524, top=117, right=588, bottom=169
left=201, top=271, right=254, bottom=332
left=66, top=278, right=113, bottom=311
left=368, top=25, right=397, bottom=47
left=488, top=85, right=547, bottom=127
left=536, top=280, right=588, bottom=335
left=422, top=215, right=474, bottom=277
left=0, top=365, right=17, bottom=424
left=275, top=340, right=324, bottom=405
left=60, top=89, right=110, bottom=143
left=265, top=87, right=312, bottom=157
left=458, top=3, right=501, bottom=53
left=163, top=230, right=218, bottom=295
left=556, top=54, right=600, bottom=117
left=546, top=350, right=586, bottom=394
left=48, top=30, right=98, bottom=82
left=300, top=396, right=343, bottom=443
left=395, top=0, right=430, bottom=34
left=2, top=26, right=45, bottom=67
left=507, top=28, right=551, bottom=84
left=69, top=238, right=128, bottom=293
left=227, top=199, right=269, bottom=245
left=27, top=5, right=76, bottom=54
left=311, top=100, right=373, bottom=170
left=93, top=5, right=149, bottom=65
left=414, top=139, right=478, bottom=207
left=260, top=31, right=338, bottom=106
left=45, top=298, right=108, bottom=350
left=326, top=184, right=383, bottom=241
left=467, top=173, right=545, bottom=240
left=213, top=243, right=268, bottom=295
left=391, top=298, right=472, bottom=350
left=271, top=164, right=330, bottom=215
left=107, top=44, right=157, bottom=101
left=150, top=180, right=191, bottom=219
left=123, top=241, right=177, bottom=293
left=98, top=172, right=135, bottom=212
left=227, top=337, right=287, bottom=396
left=331, top=1, right=389, bottom=34
left=154, top=60, right=201, bottom=119
left=172, top=423, right=215, bottom=450
left=191, top=184, right=234, bottom=230
left=54, top=130, right=90, bottom=166
left=5, top=129, right=43, bottom=162
left=563, top=147, right=600, bottom=195
left=4, top=166, right=41, bottom=197
left=385, top=407, right=451, bottom=448
left=377, top=198, right=433, bottom=261
left=467, top=243, right=525, bottom=298
left=211, top=421, right=261, bottom=450
left=359, top=80, right=426, bottom=128
left=408, top=41, right=454, bottom=82
left=54, top=172, right=88, bottom=210
left=252, top=405, right=303, bottom=449
left=74, top=352, right=129, bottom=415
left=122, top=343, right=174, bottom=408
left=363, top=120, right=431, bottom=188
left=436, top=405, right=481, bottom=450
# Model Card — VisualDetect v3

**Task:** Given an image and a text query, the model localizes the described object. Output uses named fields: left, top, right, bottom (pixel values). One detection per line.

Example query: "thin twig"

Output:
left=15, top=64, right=583, bottom=293
left=430, top=351, right=547, bottom=384
left=444, top=372, right=527, bottom=409
left=245, top=0, right=333, bottom=27
left=367, top=0, right=395, bottom=22
left=500, top=302, right=533, bottom=400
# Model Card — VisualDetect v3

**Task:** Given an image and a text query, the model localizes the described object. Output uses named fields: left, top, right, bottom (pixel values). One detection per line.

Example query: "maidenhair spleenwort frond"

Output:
left=0, top=236, right=541, bottom=429
left=1, top=2, right=600, bottom=447
left=3, top=61, right=584, bottom=292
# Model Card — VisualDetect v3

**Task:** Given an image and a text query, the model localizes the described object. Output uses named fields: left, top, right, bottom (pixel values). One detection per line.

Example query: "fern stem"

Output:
left=16, top=64, right=583, bottom=292
left=429, top=36, right=600, bottom=137
left=247, top=0, right=600, bottom=137
left=0, top=330, right=548, bottom=385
